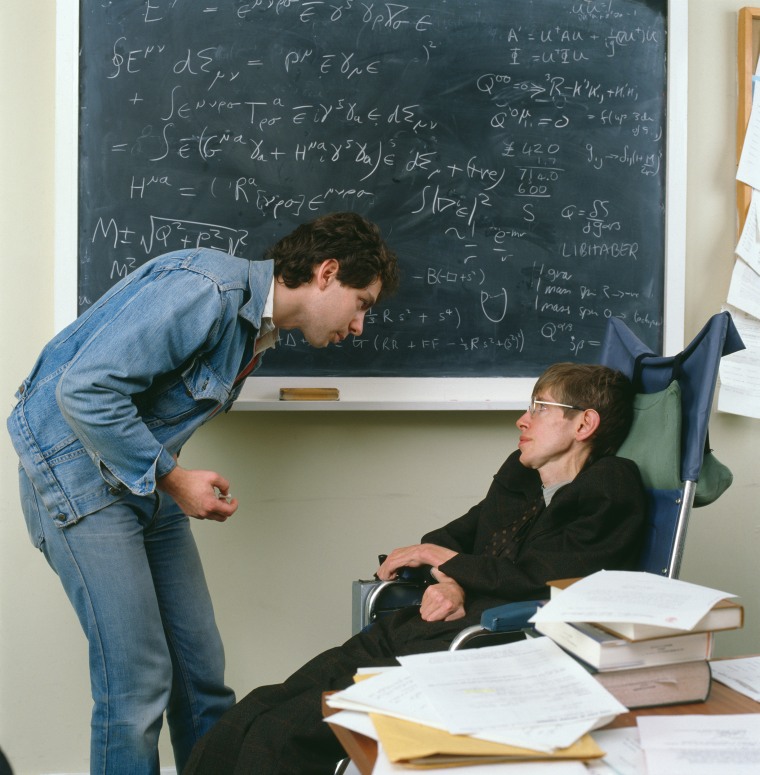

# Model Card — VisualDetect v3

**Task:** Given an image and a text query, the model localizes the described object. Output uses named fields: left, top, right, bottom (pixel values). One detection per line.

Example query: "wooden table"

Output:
left=323, top=680, right=760, bottom=775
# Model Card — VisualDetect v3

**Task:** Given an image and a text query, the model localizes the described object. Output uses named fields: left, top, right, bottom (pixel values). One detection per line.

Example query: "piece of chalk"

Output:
left=214, top=487, right=233, bottom=503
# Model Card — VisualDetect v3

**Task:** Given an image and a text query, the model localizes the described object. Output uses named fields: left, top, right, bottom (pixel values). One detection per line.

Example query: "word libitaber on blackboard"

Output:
left=79, top=0, right=667, bottom=377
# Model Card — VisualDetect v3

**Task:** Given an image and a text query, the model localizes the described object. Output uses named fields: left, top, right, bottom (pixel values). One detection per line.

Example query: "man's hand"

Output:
left=420, top=574, right=466, bottom=622
left=157, top=465, right=238, bottom=522
left=376, top=543, right=457, bottom=581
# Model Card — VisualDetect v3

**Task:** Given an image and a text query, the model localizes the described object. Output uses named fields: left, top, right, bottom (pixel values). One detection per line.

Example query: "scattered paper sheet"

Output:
left=587, top=728, right=644, bottom=775
left=328, top=637, right=624, bottom=754
left=396, top=637, right=625, bottom=736
left=328, top=667, right=594, bottom=752
left=472, top=718, right=608, bottom=754
left=710, top=656, right=760, bottom=703
left=530, top=570, right=735, bottom=630
left=637, top=714, right=760, bottom=775
left=325, top=708, right=379, bottom=740
left=718, top=305, right=760, bottom=419
left=327, top=667, right=445, bottom=729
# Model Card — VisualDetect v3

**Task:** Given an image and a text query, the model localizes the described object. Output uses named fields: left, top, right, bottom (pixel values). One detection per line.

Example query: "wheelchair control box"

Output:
left=351, top=577, right=427, bottom=635
left=351, top=579, right=378, bottom=635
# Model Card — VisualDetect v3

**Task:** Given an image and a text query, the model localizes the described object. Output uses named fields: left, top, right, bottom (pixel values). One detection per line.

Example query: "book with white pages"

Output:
left=533, top=619, right=714, bottom=671
left=595, top=599, right=743, bottom=641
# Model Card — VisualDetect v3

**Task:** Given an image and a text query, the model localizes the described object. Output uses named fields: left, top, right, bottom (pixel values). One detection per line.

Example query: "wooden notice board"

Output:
left=738, top=7, right=760, bottom=234
left=56, top=1, right=687, bottom=408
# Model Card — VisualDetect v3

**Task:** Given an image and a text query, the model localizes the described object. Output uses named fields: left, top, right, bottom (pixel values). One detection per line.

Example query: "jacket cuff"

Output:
left=154, top=447, right=177, bottom=481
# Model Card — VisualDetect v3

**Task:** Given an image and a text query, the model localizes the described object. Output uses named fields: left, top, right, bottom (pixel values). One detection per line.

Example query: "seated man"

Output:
left=183, top=363, right=647, bottom=775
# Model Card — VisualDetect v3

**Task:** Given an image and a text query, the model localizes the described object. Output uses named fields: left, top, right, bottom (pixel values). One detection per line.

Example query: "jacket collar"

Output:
left=239, top=259, right=275, bottom=329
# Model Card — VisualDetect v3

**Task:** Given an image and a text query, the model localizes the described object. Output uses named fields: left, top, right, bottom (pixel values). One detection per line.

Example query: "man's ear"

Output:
left=315, top=258, right=339, bottom=289
left=575, top=409, right=601, bottom=442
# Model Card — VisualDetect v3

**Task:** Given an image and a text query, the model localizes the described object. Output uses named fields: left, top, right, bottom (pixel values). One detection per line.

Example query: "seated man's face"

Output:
left=516, top=391, right=582, bottom=471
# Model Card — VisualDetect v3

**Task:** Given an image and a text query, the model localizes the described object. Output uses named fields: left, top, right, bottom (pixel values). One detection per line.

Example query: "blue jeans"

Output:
left=19, top=467, right=235, bottom=774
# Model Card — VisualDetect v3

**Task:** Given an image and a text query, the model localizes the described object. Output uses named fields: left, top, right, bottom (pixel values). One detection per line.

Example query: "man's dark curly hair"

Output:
left=265, top=212, right=400, bottom=301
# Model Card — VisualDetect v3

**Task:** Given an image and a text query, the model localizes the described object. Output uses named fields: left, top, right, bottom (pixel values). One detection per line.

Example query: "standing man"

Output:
left=7, top=212, right=398, bottom=774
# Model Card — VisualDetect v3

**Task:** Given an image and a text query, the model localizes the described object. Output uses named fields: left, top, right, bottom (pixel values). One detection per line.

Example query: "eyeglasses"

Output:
left=527, top=399, right=585, bottom=416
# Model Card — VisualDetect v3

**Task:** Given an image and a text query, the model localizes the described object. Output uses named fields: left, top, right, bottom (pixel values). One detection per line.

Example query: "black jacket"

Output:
left=428, top=450, right=647, bottom=610
left=377, top=450, right=647, bottom=654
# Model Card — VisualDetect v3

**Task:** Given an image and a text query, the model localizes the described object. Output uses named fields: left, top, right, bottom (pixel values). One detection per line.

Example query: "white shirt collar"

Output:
left=254, top=277, right=278, bottom=355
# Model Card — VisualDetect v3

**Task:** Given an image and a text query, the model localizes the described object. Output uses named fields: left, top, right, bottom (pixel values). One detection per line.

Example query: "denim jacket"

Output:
left=7, top=248, right=274, bottom=526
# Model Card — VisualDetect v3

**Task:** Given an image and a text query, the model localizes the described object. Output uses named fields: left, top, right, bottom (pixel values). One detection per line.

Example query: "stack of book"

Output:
left=533, top=578, right=744, bottom=710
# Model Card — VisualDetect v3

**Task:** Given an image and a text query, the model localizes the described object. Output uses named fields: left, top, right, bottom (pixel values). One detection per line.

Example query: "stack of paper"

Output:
left=726, top=64, right=760, bottom=420
left=326, top=636, right=627, bottom=768
left=529, top=570, right=737, bottom=633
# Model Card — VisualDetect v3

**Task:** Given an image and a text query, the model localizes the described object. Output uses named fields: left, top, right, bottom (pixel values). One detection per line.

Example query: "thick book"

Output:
left=591, top=660, right=712, bottom=709
left=547, top=578, right=743, bottom=641
left=533, top=619, right=714, bottom=671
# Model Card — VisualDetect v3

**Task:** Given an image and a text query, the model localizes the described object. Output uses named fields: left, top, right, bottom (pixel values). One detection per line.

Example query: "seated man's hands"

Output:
left=376, top=544, right=465, bottom=621
left=420, top=569, right=466, bottom=622
left=376, top=543, right=457, bottom=581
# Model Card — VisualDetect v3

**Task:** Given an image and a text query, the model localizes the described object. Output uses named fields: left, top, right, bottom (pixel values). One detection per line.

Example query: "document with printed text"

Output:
left=718, top=305, right=760, bottom=420
left=396, top=637, right=625, bottom=738
left=638, top=714, right=760, bottom=774
left=531, top=570, right=735, bottom=630
left=710, top=656, right=760, bottom=702
left=327, top=637, right=625, bottom=753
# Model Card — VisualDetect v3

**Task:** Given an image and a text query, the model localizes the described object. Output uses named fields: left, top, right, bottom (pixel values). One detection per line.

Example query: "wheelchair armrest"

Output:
left=448, top=599, right=545, bottom=650
left=480, top=599, right=545, bottom=631
left=364, top=578, right=420, bottom=622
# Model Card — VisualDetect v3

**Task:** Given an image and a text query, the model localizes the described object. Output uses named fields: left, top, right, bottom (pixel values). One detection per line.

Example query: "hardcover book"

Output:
left=533, top=620, right=714, bottom=671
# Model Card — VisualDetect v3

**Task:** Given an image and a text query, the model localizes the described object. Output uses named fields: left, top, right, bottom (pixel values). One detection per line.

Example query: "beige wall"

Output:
left=1, top=2, right=758, bottom=772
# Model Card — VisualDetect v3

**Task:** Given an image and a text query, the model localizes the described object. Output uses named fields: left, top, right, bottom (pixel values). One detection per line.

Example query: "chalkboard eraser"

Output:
left=279, top=387, right=340, bottom=401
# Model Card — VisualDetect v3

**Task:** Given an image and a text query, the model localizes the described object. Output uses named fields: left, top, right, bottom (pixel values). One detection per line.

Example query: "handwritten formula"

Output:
left=79, top=0, right=668, bottom=377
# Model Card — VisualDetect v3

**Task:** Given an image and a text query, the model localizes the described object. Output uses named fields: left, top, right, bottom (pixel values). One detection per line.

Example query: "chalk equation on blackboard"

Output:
left=78, top=0, right=669, bottom=377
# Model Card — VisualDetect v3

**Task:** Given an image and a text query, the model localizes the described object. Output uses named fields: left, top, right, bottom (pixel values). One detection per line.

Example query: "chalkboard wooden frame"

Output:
left=55, top=1, right=687, bottom=410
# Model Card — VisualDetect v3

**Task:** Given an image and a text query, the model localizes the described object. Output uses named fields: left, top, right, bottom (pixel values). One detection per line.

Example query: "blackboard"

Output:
left=69, top=0, right=685, bottom=399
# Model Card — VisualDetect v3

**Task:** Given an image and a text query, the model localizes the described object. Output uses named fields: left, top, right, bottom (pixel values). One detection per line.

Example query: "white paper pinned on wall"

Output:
left=718, top=305, right=760, bottom=419
left=737, top=85, right=760, bottom=190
